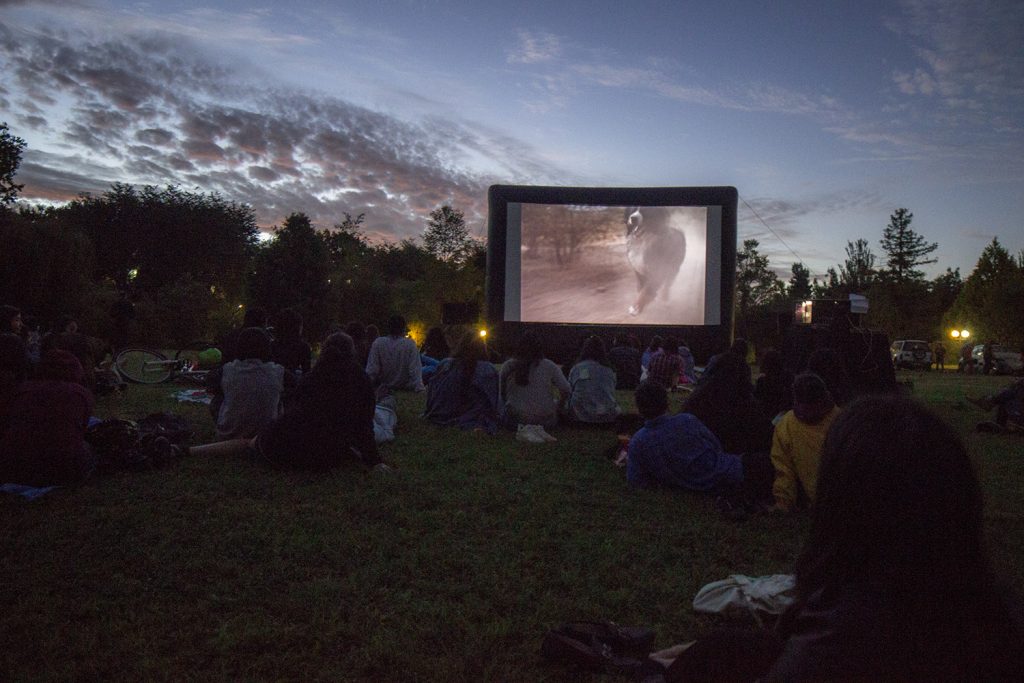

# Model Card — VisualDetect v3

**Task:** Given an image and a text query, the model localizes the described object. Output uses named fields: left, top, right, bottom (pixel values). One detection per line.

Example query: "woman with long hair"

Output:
left=682, top=351, right=773, bottom=456
left=423, top=331, right=499, bottom=433
left=666, top=396, right=1024, bottom=681
left=498, top=332, right=570, bottom=436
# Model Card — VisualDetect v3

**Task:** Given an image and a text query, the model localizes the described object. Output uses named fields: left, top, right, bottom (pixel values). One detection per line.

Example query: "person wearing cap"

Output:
left=769, top=373, right=840, bottom=511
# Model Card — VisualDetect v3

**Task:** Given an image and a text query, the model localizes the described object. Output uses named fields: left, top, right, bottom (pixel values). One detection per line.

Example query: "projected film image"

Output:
left=517, top=204, right=709, bottom=325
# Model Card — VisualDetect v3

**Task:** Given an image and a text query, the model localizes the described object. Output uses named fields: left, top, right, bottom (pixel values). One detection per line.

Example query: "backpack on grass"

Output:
left=540, top=621, right=655, bottom=675
left=86, top=413, right=193, bottom=473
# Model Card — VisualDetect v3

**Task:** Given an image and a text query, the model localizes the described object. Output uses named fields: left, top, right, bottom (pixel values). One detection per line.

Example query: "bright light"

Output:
left=127, top=268, right=139, bottom=281
left=479, top=329, right=487, bottom=338
left=961, top=330, right=970, bottom=339
left=257, top=231, right=276, bottom=243
left=951, top=330, right=960, bottom=338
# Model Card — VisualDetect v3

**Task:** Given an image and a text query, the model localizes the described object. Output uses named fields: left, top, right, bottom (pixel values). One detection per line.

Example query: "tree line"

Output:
left=0, top=122, right=482, bottom=346
left=735, top=207, right=1024, bottom=354
left=2, top=120, right=1021, bottom=354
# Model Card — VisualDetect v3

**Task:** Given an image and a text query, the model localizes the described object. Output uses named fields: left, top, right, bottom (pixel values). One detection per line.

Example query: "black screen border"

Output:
left=486, top=184, right=737, bottom=361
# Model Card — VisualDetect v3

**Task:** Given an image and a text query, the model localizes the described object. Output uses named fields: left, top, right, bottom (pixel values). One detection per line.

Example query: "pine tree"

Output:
left=838, top=238, right=876, bottom=292
left=789, top=262, right=811, bottom=300
left=879, top=208, right=937, bottom=284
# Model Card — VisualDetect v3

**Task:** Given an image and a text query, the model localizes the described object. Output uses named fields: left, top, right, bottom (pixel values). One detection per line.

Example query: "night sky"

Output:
left=2, top=0, right=1022, bottom=277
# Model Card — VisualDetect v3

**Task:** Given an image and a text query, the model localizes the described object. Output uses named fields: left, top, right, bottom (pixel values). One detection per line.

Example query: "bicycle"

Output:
left=114, top=341, right=218, bottom=385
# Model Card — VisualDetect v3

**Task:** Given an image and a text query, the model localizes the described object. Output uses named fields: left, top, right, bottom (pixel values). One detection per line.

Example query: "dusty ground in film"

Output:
left=520, top=241, right=705, bottom=325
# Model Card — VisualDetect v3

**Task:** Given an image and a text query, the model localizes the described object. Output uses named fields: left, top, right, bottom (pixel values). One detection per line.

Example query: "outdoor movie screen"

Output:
left=501, top=202, right=723, bottom=326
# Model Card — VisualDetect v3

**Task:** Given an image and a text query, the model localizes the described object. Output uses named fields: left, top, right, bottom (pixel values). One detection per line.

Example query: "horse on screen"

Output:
left=624, top=207, right=686, bottom=316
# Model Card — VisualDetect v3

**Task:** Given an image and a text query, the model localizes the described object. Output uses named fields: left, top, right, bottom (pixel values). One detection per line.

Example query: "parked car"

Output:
left=891, top=340, right=933, bottom=370
left=967, top=344, right=1024, bottom=375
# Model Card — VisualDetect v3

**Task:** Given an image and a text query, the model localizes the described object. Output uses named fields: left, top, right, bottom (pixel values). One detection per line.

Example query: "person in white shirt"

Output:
left=366, top=315, right=424, bottom=392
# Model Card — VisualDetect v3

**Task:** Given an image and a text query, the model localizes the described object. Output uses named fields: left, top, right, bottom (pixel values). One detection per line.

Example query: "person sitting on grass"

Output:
left=770, top=373, right=840, bottom=512
left=423, top=331, right=499, bottom=433
left=647, top=337, right=685, bottom=390
left=682, top=351, right=774, bottom=457
left=366, top=314, right=424, bottom=392
left=608, top=334, right=641, bottom=390
left=663, top=396, right=1024, bottom=682
left=499, top=332, right=570, bottom=441
left=968, top=378, right=1024, bottom=434
left=641, top=335, right=663, bottom=372
left=626, top=380, right=743, bottom=494
left=419, top=326, right=451, bottom=384
left=565, top=335, right=620, bottom=425
left=191, top=332, right=388, bottom=472
left=0, top=333, right=29, bottom=431
left=0, top=350, right=95, bottom=486
left=219, top=307, right=268, bottom=365
left=754, top=348, right=793, bottom=423
left=206, top=327, right=293, bottom=441
left=270, top=307, right=311, bottom=376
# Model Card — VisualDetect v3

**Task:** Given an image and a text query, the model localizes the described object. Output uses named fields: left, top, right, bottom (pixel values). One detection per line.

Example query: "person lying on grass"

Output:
left=968, top=377, right=1024, bottom=434
left=661, top=396, right=1024, bottom=682
left=191, top=332, right=390, bottom=472
left=205, top=327, right=294, bottom=441
left=769, top=373, right=840, bottom=512
left=626, top=381, right=772, bottom=503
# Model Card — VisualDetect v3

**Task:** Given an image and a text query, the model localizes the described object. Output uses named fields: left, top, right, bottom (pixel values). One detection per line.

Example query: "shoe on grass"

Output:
left=516, top=424, right=545, bottom=444
left=535, top=425, right=557, bottom=442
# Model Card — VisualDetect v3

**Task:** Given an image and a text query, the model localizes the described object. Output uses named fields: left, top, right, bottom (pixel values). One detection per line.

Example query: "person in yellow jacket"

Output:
left=771, top=373, right=840, bottom=511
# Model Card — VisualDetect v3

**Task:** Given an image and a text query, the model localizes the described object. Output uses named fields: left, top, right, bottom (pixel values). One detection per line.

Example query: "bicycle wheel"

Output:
left=115, top=348, right=173, bottom=384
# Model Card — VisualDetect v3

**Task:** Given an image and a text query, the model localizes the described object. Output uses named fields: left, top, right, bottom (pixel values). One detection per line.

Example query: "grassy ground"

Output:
left=1, top=369, right=1021, bottom=681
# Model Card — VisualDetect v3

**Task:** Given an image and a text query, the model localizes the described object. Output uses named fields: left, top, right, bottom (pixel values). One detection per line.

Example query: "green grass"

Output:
left=2, top=370, right=1022, bottom=680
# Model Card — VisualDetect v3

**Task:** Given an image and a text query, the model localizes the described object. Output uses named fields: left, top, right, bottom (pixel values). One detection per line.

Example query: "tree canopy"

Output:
left=880, top=208, right=937, bottom=285
left=0, top=122, right=26, bottom=205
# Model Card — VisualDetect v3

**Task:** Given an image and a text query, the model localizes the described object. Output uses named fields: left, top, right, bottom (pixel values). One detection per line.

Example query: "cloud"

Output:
left=507, top=30, right=561, bottom=64
left=888, top=0, right=1024, bottom=123
left=0, top=18, right=566, bottom=240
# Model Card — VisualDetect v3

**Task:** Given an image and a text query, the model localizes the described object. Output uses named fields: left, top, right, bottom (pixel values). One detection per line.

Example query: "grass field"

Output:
left=2, top=370, right=1022, bottom=681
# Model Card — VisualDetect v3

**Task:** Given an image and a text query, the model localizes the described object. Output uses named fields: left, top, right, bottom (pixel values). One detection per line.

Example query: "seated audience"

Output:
left=0, top=350, right=95, bottom=486
left=206, top=327, right=291, bottom=441
left=677, top=339, right=697, bottom=385
left=755, top=348, right=794, bottom=421
left=420, top=326, right=450, bottom=383
left=345, top=320, right=371, bottom=368
left=270, top=308, right=311, bottom=375
left=626, top=381, right=742, bottom=494
left=219, top=307, right=268, bottom=364
left=647, top=336, right=685, bottom=390
left=700, top=337, right=752, bottom=387
left=969, top=378, right=1024, bottom=433
left=641, top=335, right=663, bottom=371
left=40, top=315, right=103, bottom=390
left=0, top=333, right=29, bottom=431
left=366, top=315, right=424, bottom=391
left=608, top=334, right=642, bottom=389
left=769, top=373, right=840, bottom=511
left=665, top=396, right=1024, bottom=682
left=682, top=351, right=773, bottom=456
left=807, top=347, right=853, bottom=406
left=1, top=305, right=22, bottom=335
left=423, top=332, right=499, bottom=433
left=499, top=332, right=570, bottom=432
left=565, top=336, right=620, bottom=424
left=191, top=333, right=386, bottom=471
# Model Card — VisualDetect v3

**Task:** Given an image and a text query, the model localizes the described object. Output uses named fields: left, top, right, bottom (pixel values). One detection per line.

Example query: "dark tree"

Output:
left=789, top=262, right=812, bottom=300
left=423, top=205, right=474, bottom=264
left=880, top=208, right=937, bottom=284
left=946, top=238, right=1024, bottom=348
left=0, top=122, right=26, bottom=204
left=839, top=238, right=876, bottom=292
left=249, top=212, right=332, bottom=338
left=735, top=239, right=784, bottom=319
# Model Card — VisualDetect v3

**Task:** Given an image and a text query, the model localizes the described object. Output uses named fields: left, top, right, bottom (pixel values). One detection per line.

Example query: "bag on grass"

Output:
left=540, top=621, right=654, bottom=675
left=136, top=412, right=193, bottom=448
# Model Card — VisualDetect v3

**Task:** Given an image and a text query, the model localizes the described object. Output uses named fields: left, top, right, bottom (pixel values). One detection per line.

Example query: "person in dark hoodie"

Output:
left=769, top=373, right=840, bottom=511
